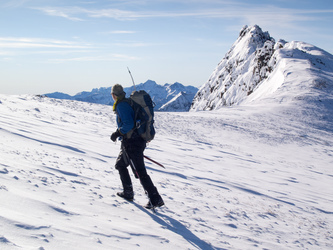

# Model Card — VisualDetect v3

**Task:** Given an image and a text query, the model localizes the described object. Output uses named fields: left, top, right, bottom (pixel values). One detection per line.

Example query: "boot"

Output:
left=145, top=193, right=164, bottom=209
left=117, top=186, right=134, bottom=201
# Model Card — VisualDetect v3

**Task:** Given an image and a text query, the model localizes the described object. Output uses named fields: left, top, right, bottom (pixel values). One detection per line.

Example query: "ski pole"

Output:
left=144, top=155, right=165, bottom=169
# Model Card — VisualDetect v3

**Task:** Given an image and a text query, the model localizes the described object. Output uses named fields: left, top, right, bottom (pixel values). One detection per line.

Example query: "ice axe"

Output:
left=144, top=155, right=165, bottom=169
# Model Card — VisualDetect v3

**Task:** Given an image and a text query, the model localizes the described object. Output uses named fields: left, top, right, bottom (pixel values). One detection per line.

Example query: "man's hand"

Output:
left=110, top=130, right=122, bottom=142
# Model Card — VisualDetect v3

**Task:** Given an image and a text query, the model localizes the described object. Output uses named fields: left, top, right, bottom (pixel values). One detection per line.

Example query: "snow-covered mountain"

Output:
left=191, top=25, right=333, bottom=111
left=45, top=80, right=198, bottom=111
left=123, top=80, right=198, bottom=111
left=1, top=24, right=333, bottom=249
left=45, top=87, right=114, bottom=105
left=159, top=91, right=194, bottom=112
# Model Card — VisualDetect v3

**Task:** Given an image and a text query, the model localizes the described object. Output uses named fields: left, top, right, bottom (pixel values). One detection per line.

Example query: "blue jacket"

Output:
left=116, top=101, right=135, bottom=135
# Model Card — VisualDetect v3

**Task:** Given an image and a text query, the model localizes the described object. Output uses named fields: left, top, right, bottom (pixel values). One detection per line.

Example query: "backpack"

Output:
left=127, top=90, right=156, bottom=142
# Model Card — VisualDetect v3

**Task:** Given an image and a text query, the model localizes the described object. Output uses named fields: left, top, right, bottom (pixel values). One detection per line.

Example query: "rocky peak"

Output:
left=190, top=25, right=276, bottom=111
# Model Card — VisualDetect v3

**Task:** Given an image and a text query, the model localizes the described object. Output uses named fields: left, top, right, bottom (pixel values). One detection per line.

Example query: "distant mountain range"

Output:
left=45, top=80, right=198, bottom=112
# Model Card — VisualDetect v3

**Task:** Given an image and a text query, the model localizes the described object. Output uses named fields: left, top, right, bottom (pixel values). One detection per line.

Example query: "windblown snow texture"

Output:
left=0, top=92, right=332, bottom=249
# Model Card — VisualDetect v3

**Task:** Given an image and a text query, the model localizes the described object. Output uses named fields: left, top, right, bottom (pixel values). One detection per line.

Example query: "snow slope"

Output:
left=0, top=94, right=332, bottom=249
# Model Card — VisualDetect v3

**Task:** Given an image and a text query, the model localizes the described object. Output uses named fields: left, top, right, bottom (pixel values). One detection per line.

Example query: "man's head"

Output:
left=111, top=84, right=125, bottom=100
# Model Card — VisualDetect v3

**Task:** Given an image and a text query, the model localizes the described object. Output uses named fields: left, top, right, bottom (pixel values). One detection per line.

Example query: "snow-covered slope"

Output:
left=0, top=94, right=332, bottom=249
left=159, top=91, right=195, bottom=112
left=191, top=25, right=333, bottom=111
left=45, top=80, right=198, bottom=111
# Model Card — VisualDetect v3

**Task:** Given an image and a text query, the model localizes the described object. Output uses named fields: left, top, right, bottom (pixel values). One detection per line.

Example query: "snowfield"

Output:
left=0, top=94, right=332, bottom=249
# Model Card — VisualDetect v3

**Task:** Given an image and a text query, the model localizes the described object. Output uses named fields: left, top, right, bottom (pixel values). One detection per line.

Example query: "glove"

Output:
left=110, top=130, right=122, bottom=142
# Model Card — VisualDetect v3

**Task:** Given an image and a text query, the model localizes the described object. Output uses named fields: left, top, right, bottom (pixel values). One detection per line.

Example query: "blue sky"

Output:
left=1, top=0, right=332, bottom=95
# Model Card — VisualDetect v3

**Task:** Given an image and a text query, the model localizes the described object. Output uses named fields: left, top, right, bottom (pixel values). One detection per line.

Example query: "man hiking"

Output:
left=110, top=84, right=164, bottom=209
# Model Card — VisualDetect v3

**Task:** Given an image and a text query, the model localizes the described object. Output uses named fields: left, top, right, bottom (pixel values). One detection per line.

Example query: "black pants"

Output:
left=115, top=137, right=158, bottom=200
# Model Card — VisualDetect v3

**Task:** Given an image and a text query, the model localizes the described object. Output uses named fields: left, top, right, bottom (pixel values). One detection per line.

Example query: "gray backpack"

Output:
left=127, top=90, right=155, bottom=142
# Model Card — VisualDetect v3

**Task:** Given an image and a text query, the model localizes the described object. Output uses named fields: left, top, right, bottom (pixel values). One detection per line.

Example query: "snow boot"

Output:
left=117, top=188, right=134, bottom=201
left=145, top=194, right=164, bottom=209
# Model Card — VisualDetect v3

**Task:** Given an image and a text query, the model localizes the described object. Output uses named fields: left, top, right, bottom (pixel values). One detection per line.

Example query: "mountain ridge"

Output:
left=44, top=25, right=333, bottom=115
left=190, top=25, right=333, bottom=112
left=45, top=80, right=198, bottom=111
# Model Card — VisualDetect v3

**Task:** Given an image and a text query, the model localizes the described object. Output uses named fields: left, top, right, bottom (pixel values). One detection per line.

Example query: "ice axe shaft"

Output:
left=144, top=155, right=165, bottom=169
left=127, top=67, right=136, bottom=91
